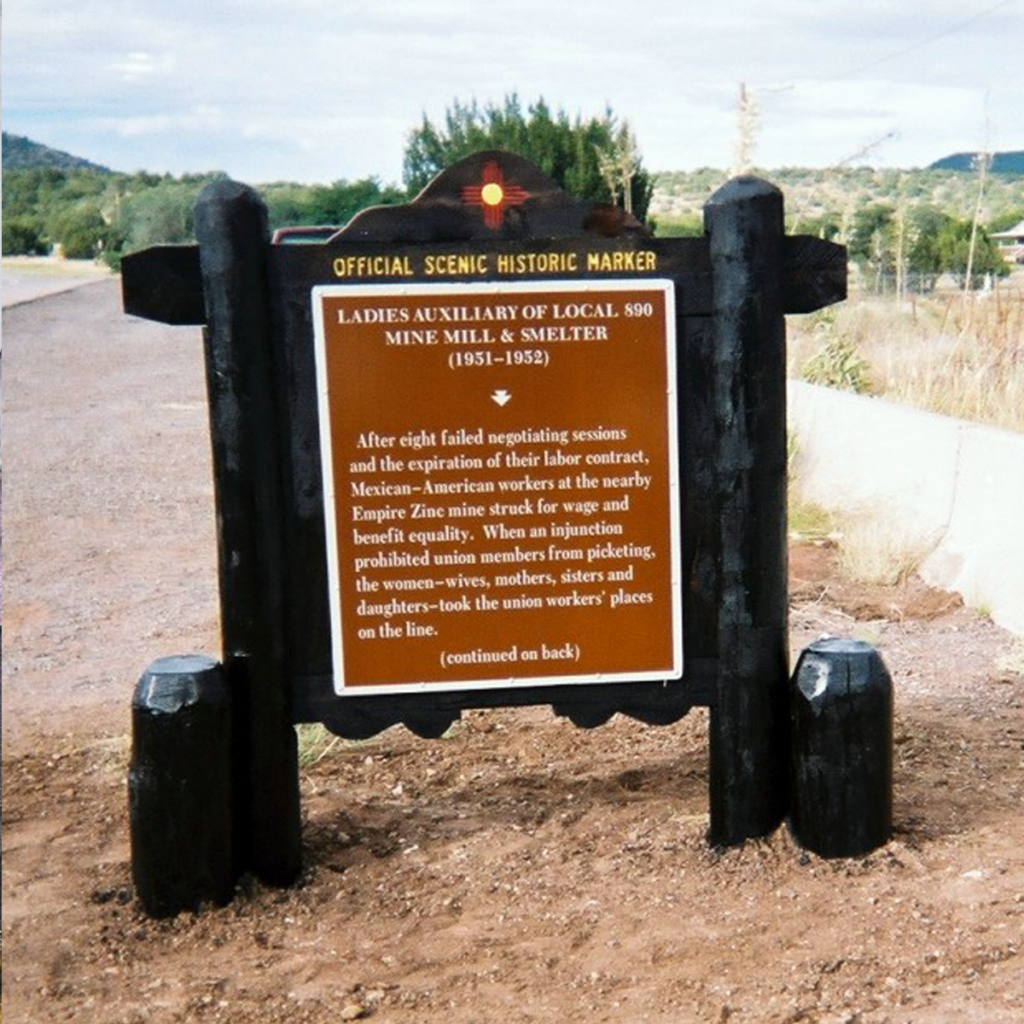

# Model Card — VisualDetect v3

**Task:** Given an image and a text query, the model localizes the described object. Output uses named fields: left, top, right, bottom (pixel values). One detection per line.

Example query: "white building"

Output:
left=991, top=219, right=1024, bottom=265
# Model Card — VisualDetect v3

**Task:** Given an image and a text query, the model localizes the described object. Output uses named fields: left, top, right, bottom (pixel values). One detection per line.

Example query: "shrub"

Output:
left=2, top=216, right=47, bottom=255
left=800, top=311, right=873, bottom=393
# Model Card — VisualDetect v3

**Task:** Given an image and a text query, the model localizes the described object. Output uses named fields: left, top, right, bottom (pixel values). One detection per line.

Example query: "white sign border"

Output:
left=312, top=278, right=682, bottom=696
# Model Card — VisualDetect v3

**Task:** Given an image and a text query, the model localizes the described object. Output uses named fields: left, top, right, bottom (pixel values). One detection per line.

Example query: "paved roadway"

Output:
left=1, top=278, right=220, bottom=749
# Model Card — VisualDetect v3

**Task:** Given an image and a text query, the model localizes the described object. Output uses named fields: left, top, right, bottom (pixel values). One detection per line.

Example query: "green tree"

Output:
left=2, top=215, right=47, bottom=255
left=796, top=212, right=843, bottom=241
left=2, top=168, right=111, bottom=256
left=900, top=206, right=949, bottom=290
left=908, top=209, right=1009, bottom=287
left=653, top=214, right=703, bottom=238
left=848, top=203, right=899, bottom=291
left=117, top=183, right=195, bottom=249
left=988, top=208, right=1024, bottom=233
left=849, top=204, right=896, bottom=271
left=403, top=94, right=654, bottom=222
left=52, top=201, right=109, bottom=258
left=938, top=220, right=1007, bottom=286
left=111, top=174, right=227, bottom=258
left=262, top=178, right=405, bottom=230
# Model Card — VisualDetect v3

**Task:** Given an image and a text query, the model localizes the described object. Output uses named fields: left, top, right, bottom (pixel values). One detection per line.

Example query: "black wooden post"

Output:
left=128, top=655, right=233, bottom=917
left=193, top=181, right=302, bottom=885
left=704, top=178, right=790, bottom=845
left=789, top=638, right=893, bottom=857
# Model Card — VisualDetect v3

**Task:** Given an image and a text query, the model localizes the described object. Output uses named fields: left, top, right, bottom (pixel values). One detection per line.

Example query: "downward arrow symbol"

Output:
left=491, top=389, right=512, bottom=407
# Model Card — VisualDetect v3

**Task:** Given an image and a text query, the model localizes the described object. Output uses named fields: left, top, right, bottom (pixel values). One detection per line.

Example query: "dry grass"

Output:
left=1, top=255, right=112, bottom=278
left=787, top=494, right=837, bottom=544
left=790, top=495, right=931, bottom=589
left=790, top=274, right=1024, bottom=433
left=296, top=722, right=346, bottom=767
left=832, top=514, right=934, bottom=587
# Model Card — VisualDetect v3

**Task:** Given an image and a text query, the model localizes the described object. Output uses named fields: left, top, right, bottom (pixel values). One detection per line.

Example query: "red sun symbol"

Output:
left=460, top=161, right=528, bottom=229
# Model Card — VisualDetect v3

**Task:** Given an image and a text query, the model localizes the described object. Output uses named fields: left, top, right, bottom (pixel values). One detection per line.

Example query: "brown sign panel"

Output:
left=313, top=280, right=681, bottom=694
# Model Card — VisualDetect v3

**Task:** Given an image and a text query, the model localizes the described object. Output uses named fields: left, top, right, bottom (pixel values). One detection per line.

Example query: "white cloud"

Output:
left=108, top=51, right=176, bottom=83
left=3, top=0, right=1021, bottom=181
left=755, top=79, right=989, bottom=167
left=91, top=105, right=227, bottom=139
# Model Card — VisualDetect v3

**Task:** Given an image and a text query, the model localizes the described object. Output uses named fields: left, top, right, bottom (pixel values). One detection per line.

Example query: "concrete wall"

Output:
left=788, top=381, right=1024, bottom=637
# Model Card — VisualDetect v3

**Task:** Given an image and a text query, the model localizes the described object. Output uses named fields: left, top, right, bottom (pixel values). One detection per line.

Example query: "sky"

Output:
left=2, top=0, right=1022, bottom=186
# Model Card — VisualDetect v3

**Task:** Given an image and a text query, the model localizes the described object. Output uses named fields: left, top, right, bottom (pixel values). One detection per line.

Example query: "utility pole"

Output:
left=732, top=83, right=760, bottom=176
left=964, top=149, right=990, bottom=295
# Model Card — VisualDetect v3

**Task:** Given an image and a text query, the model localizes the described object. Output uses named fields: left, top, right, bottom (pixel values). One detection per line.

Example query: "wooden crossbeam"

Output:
left=123, top=233, right=844, bottom=327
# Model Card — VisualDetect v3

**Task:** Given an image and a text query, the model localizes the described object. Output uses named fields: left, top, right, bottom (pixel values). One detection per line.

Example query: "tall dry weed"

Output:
left=790, top=276, right=1024, bottom=433
left=834, top=516, right=932, bottom=587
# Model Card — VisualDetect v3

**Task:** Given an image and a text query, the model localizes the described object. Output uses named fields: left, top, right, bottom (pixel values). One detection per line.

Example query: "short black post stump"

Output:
left=789, top=638, right=893, bottom=858
left=129, top=655, right=234, bottom=917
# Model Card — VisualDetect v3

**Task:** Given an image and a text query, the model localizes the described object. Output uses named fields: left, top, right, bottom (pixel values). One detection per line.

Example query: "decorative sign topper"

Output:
left=460, top=160, right=530, bottom=230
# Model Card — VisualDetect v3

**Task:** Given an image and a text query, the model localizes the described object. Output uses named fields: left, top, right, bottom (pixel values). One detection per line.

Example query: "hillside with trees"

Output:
left=652, top=165, right=1024, bottom=233
left=2, top=132, right=111, bottom=173
left=2, top=161, right=404, bottom=267
left=929, top=150, right=1024, bottom=173
left=3, top=99, right=652, bottom=267
left=4, top=122, right=1021, bottom=292
left=653, top=164, right=1022, bottom=290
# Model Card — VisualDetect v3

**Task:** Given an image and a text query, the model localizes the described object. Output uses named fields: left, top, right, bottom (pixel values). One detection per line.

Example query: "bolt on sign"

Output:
left=313, top=280, right=682, bottom=693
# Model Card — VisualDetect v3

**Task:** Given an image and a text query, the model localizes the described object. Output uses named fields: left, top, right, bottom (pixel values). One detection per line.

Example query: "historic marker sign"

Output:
left=313, top=280, right=681, bottom=693
left=122, top=150, right=848, bottom=891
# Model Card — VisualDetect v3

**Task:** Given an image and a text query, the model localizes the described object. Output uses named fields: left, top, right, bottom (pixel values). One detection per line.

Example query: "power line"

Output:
left=835, top=131, right=900, bottom=168
left=833, top=0, right=1018, bottom=80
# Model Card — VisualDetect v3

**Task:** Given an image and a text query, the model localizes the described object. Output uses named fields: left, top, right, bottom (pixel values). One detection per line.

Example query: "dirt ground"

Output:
left=3, top=280, right=1023, bottom=1024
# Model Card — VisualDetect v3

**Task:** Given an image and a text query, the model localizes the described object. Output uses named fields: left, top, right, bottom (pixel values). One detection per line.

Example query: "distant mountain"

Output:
left=929, top=151, right=1024, bottom=174
left=2, top=132, right=112, bottom=173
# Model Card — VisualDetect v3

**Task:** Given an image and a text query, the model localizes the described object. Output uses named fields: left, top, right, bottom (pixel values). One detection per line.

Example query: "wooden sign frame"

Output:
left=122, top=150, right=847, bottom=888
